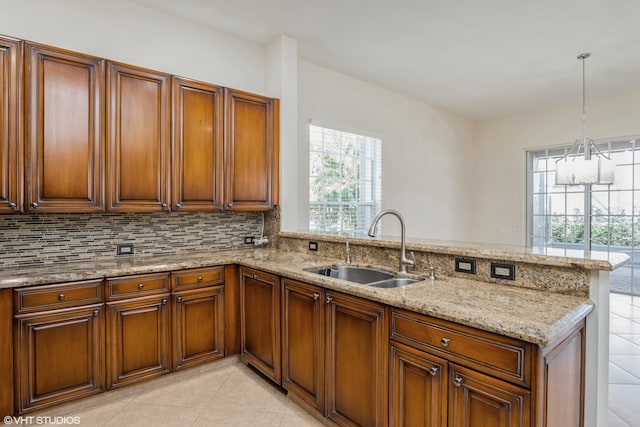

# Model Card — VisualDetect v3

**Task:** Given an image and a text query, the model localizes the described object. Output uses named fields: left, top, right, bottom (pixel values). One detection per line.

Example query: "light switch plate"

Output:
left=490, top=262, right=515, bottom=280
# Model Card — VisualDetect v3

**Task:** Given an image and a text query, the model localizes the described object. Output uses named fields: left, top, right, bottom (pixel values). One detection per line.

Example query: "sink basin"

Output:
left=304, top=265, right=421, bottom=288
left=368, top=277, right=420, bottom=288
left=304, top=265, right=394, bottom=284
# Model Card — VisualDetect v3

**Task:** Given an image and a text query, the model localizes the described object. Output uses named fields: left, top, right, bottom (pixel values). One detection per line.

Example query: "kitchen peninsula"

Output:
left=0, top=232, right=626, bottom=426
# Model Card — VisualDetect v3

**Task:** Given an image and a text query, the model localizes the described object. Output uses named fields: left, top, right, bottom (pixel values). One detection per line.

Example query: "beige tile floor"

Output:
left=29, top=358, right=325, bottom=427
left=24, top=294, right=640, bottom=426
left=609, top=293, right=640, bottom=427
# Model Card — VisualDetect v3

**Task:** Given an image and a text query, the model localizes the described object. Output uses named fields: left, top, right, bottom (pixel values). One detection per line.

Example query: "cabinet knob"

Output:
left=8, top=202, right=17, bottom=209
left=453, top=375, right=463, bottom=387
left=228, top=202, right=234, bottom=208
left=30, top=202, right=38, bottom=208
left=176, top=203, right=182, bottom=208
left=313, top=293, right=320, bottom=301
left=325, top=295, right=333, bottom=304
left=428, top=366, right=439, bottom=376
left=138, top=283, right=144, bottom=290
left=161, top=203, right=168, bottom=209
left=58, top=293, right=65, bottom=301
left=441, top=337, right=450, bottom=347
left=197, top=276, right=203, bottom=282
left=177, top=296, right=183, bottom=303
left=93, top=309, right=100, bottom=317
left=162, top=298, right=168, bottom=305
left=253, top=274, right=259, bottom=280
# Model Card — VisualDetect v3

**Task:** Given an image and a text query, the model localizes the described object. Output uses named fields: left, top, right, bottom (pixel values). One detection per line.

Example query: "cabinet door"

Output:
left=107, top=62, right=170, bottom=212
left=14, top=304, right=103, bottom=414
left=224, top=88, right=276, bottom=211
left=0, top=36, right=22, bottom=213
left=325, top=291, right=387, bottom=427
left=172, top=286, right=225, bottom=370
left=389, top=342, right=447, bottom=427
left=25, top=43, right=104, bottom=212
left=240, top=267, right=280, bottom=383
left=172, top=76, right=224, bottom=211
left=106, top=295, right=170, bottom=389
left=281, top=278, right=324, bottom=412
left=449, top=364, right=530, bottom=427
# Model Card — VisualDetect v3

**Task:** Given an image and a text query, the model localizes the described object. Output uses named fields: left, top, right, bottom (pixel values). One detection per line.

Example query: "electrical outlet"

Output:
left=254, top=236, right=269, bottom=246
left=308, top=241, right=318, bottom=251
left=455, top=258, right=476, bottom=274
left=117, top=243, right=134, bottom=255
left=491, top=262, right=516, bottom=280
left=244, top=236, right=255, bottom=244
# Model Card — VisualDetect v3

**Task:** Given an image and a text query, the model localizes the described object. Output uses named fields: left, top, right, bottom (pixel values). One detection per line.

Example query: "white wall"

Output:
left=472, top=88, right=640, bottom=245
left=295, top=60, right=475, bottom=240
left=0, top=0, right=266, bottom=94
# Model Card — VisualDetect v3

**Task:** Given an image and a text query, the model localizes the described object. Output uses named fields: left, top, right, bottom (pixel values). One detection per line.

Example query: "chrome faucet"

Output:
left=367, top=210, right=416, bottom=273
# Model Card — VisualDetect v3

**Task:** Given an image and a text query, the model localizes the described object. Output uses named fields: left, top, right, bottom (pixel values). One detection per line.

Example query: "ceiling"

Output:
left=133, top=0, right=640, bottom=119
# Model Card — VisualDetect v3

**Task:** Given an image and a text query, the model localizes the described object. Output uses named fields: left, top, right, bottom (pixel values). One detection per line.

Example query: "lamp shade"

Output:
left=555, top=157, right=615, bottom=185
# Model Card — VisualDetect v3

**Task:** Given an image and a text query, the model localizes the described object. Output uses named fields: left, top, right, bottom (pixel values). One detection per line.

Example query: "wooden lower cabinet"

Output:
left=449, top=364, right=530, bottom=427
left=172, top=286, right=225, bottom=370
left=106, top=295, right=170, bottom=389
left=325, top=291, right=387, bottom=427
left=14, top=304, right=103, bottom=414
left=389, top=341, right=448, bottom=427
left=281, top=278, right=325, bottom=412
left=240, top=267, right=281, bottom=383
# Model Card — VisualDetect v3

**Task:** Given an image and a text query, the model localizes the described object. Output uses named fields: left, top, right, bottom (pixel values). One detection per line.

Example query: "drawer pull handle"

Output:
left=313, top=293, right=320, bottom=301
left=441, top=337, right=450, bottom=347
left=228, top=202, right=234, bottom=208
left=326, top=295, right=333, bottom=304
left=177, top=296, right=183, bottom=303
left=162, top=298, right=168, bottom=305
left=453, top=375, right=463, bottom=387
left=138, top=283, right=144, bottom=290
left=253, top=274, right=259, bottom=280
left=176, top=203, right=182, bottom=208
left=30, top=202, right=38, bottom=208
left=93, top=309, right=100, bottom=317
left=58, top=293, right=65, bottom=301
left=197, top=276, right=203, bottom=282
left=9, top=202, right=17, bottom=209
left=428, top=366, right=439, bottom=376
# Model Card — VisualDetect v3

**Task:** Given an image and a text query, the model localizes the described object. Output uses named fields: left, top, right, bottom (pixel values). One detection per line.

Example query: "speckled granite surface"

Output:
left=0, top=248, right=592, bottom=347
left=280, top=231, right=628, bottom=270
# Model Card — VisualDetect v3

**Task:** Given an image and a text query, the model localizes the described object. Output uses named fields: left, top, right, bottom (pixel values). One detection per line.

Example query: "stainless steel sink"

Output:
left=368, top=277, right=420, bottom=288
left=304, top=265, right=394, bottom=284
left=304, top=265, right=420, bottom=288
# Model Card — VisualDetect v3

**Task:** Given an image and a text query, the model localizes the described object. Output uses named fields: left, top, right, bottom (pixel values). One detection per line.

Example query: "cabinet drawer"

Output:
left=14, top=280, right=103, bottom=314
left=390, top=309, right=532, bottom=387
left=106, top=272, right=169, bottom=301
left=172, top=266, right=224, bottom=291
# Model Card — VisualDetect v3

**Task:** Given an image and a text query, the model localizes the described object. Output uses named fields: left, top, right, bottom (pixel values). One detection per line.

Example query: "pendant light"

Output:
left=555, top=53, right=615, bottom=185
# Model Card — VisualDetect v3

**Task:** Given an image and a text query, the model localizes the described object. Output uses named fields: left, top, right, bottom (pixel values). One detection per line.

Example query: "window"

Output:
left=309, top=124, right=382, bottom=235
left=527, top=136, right=640, bottom=295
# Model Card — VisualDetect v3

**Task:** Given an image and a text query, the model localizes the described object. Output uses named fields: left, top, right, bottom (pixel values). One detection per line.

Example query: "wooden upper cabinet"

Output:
left=172, top=77, right=224, bottom=211
left=0, top=36, right=22, bottom=214
left=224, top=88, right=278, bottom=211
left=107, top=62, right=170, bottom=212
left=25, top=43, right=104, bottom=212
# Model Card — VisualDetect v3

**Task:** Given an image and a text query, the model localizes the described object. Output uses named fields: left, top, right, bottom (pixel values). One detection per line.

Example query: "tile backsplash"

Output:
left=0, top=211, right=269, bottom=268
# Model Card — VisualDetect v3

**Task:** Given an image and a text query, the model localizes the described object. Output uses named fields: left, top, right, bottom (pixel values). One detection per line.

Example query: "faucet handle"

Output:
left=345, top=241, right=351, bottom=264
left=409, top=251, right=416, bottom=268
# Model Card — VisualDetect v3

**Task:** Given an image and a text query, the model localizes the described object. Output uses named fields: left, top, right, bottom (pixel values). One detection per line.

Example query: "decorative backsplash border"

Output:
left=0, top=210, right=279, bottom=268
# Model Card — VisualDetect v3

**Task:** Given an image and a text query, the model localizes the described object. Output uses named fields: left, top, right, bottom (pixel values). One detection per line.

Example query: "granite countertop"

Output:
left=281, top=231, right=629, bottom=271
left=0, top=248, right=593, bottom=347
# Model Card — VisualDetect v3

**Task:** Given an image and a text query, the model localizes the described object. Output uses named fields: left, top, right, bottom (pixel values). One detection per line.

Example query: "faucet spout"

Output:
left=368, top=209, right=415, bottom=273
